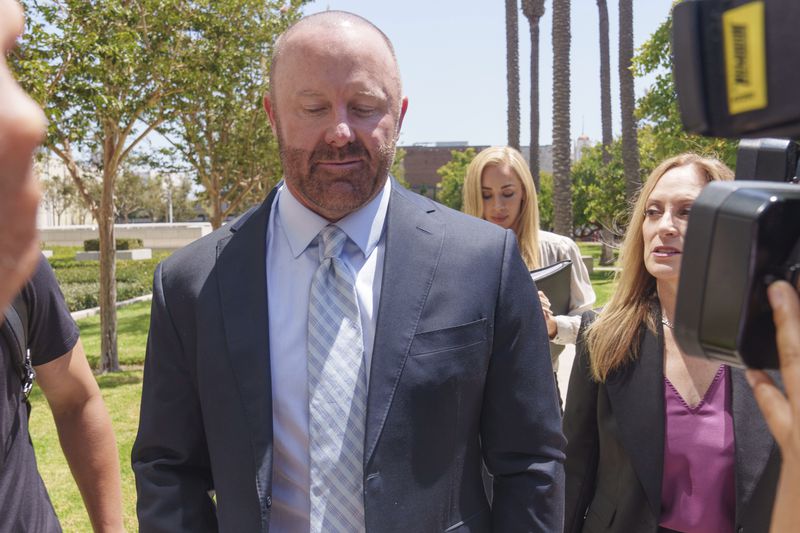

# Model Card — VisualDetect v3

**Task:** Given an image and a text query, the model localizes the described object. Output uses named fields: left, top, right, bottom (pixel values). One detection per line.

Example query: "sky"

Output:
left=302, top=0, right=675, bottom=148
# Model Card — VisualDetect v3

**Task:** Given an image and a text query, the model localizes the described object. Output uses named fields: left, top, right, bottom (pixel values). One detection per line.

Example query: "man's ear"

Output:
left=263, top=94, right=278, bottom=136
left=397, top=96, right=408, bottom=133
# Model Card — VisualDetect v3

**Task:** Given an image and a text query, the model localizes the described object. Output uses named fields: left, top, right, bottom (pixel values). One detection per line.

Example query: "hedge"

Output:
left=83, top=238, right=144, bottom=251
left=47, top=247, right=169, bottom=311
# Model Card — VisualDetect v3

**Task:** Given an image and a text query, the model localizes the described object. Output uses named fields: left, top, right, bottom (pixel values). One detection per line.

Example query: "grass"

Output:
left=28, top=371, right=142, bottom=533
left=78, top=301, right=151, bottom=369
left=28, top=302, right=150, bottom=531
left=578, top=241, right=618, bottom=308
left=589, top=269, right=617, bottom=308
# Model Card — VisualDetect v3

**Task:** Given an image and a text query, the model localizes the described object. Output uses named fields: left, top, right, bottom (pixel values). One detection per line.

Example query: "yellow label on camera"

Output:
left=722, top=1, right=767, bottom=114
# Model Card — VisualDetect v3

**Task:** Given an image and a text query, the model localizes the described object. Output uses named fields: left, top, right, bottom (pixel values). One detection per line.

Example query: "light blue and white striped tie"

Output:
left=307, top=225, right=367, bottom=533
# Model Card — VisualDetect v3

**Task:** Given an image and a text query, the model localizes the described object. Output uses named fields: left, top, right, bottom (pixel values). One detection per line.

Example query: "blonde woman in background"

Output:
left=463, top=145, right=595, bottom=368
left=563, top=154, right=779, bottom=533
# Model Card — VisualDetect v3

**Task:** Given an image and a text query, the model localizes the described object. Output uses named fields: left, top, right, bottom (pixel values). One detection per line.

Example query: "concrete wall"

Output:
left=40, top=223, right=214, bottom=251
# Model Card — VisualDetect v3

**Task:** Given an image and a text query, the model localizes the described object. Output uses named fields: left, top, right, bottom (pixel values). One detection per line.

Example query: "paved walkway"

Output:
left=556, top=344, right=576, bottom=406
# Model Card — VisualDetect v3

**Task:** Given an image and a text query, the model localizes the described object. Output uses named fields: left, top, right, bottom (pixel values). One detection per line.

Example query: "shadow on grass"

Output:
left=96, top=371, right=143, bottom=389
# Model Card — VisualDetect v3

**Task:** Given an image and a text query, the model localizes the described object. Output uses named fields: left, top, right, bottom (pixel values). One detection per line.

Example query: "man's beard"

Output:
left=279, top=136, right=396, bottom=219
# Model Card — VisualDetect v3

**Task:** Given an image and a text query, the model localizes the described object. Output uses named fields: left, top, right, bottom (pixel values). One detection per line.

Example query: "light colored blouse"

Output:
left=659, top=365, right=735, bottom=533
left=536, top=231, right=596, bottom=347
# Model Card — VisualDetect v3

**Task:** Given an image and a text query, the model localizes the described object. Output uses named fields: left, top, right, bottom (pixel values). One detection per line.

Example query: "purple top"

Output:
left=659, top=365, right=735, bottom=533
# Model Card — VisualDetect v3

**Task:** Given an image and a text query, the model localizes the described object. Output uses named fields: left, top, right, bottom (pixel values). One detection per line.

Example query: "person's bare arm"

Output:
left=747, top=281, right=800, bottom=533
left=36, top=339, right=124, bottom=533
left=0, top=0, right=46, bottom=312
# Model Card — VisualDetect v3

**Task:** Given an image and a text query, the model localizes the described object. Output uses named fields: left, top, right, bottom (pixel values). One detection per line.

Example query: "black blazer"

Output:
left=563, top=312, right=780, bottom=533
left=132, top=181, right=565, bottom=532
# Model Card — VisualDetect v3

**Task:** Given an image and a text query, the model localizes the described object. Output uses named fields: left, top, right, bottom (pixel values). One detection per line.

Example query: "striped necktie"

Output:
left=307, top=225, right=367, bottom=532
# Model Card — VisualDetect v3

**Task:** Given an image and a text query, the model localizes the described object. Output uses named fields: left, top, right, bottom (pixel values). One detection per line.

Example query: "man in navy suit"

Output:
left=132, top=11, right=564, bottom=532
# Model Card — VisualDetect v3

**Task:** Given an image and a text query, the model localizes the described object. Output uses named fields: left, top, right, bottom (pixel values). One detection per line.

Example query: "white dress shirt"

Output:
left=265, top=179, right=389, bottom=532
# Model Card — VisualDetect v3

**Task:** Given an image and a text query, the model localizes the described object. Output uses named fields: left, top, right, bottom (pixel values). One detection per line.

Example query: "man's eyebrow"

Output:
left=353, top=88, right=386, bottom=99
left=295, top=89, right=325, bottom=98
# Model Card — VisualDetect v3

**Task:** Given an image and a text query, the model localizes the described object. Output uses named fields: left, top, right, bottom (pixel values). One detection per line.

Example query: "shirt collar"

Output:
left=277, top=177, right=391, bottom=259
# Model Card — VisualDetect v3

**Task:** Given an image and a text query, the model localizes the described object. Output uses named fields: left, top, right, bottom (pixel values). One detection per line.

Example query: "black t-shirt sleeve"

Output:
left=21, top=255, right=80, bottom=366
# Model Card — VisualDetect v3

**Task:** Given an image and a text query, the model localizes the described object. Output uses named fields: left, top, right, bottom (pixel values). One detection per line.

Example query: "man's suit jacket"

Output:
left=132, top=181, right=565, bottom=533
left=563, top=312, right=780, bottom=533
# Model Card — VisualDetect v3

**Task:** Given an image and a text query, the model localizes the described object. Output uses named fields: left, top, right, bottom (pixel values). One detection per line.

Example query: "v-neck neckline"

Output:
left=664, top=365, right=727, bottom=413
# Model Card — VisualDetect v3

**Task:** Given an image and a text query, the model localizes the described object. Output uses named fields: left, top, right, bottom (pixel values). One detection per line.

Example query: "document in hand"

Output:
left=530, top=260, right=572, bottom=316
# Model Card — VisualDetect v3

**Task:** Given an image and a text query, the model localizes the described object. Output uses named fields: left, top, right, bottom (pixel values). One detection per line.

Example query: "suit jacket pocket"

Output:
left=409, top=318, right=487, bottom=357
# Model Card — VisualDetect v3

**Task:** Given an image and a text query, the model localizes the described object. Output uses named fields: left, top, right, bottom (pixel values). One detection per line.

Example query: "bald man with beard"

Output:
left=133, top=11, right=564, bottom=533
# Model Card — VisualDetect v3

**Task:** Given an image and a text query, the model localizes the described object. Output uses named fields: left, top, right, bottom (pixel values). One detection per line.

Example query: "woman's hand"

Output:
left=747, top=280, right=800, bottom=532
left=748, top=281, right=800, bottom=464
left=539, top=291, right=557, bottom=340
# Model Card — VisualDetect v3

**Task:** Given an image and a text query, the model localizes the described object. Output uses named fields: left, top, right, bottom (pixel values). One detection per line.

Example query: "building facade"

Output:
left=399, top=143, right=555, bottom=199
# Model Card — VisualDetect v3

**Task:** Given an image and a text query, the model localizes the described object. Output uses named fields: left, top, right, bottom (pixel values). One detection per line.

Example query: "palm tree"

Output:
left=522, top=0, right=546, bottom=191
left=552, top=0, right=572, bottom=236
left=506, top=0, right=520, bottom=150
left=597, top=0, right=615, bottom=265
left=597, top=0, right=612, bottom=164
left=619, top=0, right=640, bottom=203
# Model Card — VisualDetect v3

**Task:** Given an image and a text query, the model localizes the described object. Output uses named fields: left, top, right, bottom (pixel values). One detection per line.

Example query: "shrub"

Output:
left=83, top=238, right=144, bottom=251
left=49, top=247, right=169, bottom=311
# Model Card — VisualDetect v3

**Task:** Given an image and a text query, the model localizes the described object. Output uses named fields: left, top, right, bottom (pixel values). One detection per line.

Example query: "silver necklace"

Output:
left=661, top=313, right=674, bottom=329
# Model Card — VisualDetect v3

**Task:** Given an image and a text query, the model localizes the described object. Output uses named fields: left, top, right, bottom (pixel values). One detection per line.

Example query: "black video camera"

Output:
left=672, top=0, right=800, bottom=368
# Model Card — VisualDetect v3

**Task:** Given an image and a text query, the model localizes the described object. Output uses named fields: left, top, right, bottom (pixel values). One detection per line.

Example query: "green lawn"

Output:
left=79, top=301, right=151, bottom=369
left=29, top=371, right=142, bottom=532
left=578, top=241, right=618, bottom=308
left=29, top=301, right=149, bottom=531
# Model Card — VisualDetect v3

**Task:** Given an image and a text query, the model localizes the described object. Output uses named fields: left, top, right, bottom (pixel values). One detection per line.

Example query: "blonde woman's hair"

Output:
left=463, top=146, right=542, bottom=269
left=586, top=153, right=734, bottom=382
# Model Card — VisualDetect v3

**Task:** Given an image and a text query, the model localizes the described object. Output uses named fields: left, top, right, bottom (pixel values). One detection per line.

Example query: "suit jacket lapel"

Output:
left=605, top=323, right=665, bottom=519
left=364, top=184, right=444, bottom=466
left=731, top=368, right=775, bottom=523
left=217, top=188, right=276, bottom=504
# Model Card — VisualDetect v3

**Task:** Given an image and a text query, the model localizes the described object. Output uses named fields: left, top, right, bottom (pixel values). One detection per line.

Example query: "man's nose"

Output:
left=325, top=109, right=356, bottom=147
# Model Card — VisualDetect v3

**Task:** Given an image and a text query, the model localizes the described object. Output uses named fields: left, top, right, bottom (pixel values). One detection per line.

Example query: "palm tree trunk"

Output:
left=552, top=0, right=572, bottom=237
left=597, top=0, right=615, bottom=264
left=522, top=0, right=546, bottom=191
left=597, top=0, right=612, bottom=165
left=505, top=0, right=521, bottom=151
left=619, top=0, right=640, bottom=202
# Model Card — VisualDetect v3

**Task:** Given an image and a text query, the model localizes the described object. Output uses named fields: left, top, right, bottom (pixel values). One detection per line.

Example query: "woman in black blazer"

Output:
left=563, top=154, right=780, bottom=533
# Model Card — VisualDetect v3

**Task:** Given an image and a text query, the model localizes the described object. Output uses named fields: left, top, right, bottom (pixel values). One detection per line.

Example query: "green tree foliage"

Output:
left=572, top=143, right=626, bottom=234
left=165, top=175, right=197, bottom=223
left=436, top=148, right=477, bottom=211
left=391, top=147, right=411, bottom=189
left=536, top=171, right=554, bottom=230
left=115, top=167, right=163, bottom=223
left=13, top=0, right=209, bottom=370
left=158, top=1, right=306, bottom=229
left=12, top=0, right=304, bottom=370
left=571, top=132, right=664, bottom=237
left=41, top=171, right=78, bottom=226
left=633, top=14, right=737, bottom=167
